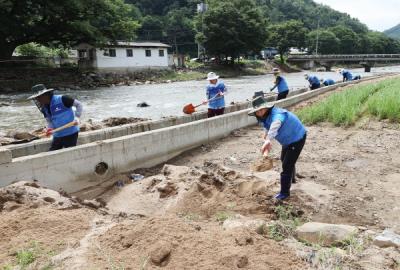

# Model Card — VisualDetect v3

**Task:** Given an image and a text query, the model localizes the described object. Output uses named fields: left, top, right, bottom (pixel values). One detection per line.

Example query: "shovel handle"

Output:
left=38, top=121, right=78, bottom=138
left=195, top=94, right=221, bottom=107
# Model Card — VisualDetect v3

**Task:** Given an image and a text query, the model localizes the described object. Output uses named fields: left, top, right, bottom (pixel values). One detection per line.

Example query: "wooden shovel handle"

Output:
left=38, top=121, right=78, bottom=138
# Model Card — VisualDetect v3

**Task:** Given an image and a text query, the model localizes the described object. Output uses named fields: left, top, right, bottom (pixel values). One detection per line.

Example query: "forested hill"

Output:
left=384, top=24, right=400, bottom=39
left=126, top=0, right=399, bottom=57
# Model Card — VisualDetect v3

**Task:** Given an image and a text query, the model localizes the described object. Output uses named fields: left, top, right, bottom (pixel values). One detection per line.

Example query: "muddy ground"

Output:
left=1, top=93, right=400, bottom=269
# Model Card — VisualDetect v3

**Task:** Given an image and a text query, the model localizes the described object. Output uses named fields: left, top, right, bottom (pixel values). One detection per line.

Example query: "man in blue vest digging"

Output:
left=270, top=68, right=290, bottom=100
left=203, top=72, right=227, bottom=118
left=304, top=74, right=321, bottom=90
left=248, top=96, right=307, bottom=200
left=28, top=84, right=83, bottom=151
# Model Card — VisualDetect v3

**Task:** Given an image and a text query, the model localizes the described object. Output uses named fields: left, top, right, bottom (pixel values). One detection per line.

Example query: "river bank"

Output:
left=0, top=60, right=278, bottom=93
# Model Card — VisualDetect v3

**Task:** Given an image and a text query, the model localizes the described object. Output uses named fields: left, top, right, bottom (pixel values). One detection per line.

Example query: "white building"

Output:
left=75, top=41, right=171, bottom=72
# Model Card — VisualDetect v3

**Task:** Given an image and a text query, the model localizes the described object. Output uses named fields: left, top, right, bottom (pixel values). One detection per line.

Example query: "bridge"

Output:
left=287, top=54, right=400, bottom=72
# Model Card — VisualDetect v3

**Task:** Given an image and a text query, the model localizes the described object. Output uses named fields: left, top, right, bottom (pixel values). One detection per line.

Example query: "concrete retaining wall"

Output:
left=4, top=86, right=310, bottom=159
left=0, top=74, right=392, bottom=193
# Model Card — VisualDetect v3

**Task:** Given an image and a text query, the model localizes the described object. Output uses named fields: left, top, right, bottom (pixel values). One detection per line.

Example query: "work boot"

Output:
left=274, top=192, right=289, bottom=200
left=280, top=173, right=292, bottom=196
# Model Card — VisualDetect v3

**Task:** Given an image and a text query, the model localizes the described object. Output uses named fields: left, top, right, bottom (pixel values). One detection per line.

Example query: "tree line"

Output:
left=1, top=0, right=399, bottom=61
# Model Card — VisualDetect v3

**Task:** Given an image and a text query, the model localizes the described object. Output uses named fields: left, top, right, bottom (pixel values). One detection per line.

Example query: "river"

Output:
left=1, top=65, right=400, bottom=134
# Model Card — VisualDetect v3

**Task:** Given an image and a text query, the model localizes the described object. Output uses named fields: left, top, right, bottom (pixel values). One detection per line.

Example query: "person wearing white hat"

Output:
left=304, top=74, right=321, bottom=90
left=28, top=84, right=83, bottom=151
left=203, top=72, right=227, bottom=118
left=248, top=96, right=307, bottom=200
left=270, top=68, right=289, bottom=100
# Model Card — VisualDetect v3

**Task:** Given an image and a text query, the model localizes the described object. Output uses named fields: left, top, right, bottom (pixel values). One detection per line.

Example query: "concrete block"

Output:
left=0, top=149, right=12, bottom=164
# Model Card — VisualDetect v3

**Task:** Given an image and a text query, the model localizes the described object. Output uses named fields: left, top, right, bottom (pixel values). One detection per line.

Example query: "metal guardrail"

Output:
left=287, top=54, right=400, bottom=60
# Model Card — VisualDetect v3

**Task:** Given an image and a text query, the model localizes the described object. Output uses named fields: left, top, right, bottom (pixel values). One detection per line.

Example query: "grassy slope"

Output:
left=297, top=77, right=400, bottom=126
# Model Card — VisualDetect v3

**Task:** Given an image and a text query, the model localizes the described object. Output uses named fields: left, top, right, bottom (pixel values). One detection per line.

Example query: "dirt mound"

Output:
left=251, top=156, right=274, bottom=172
left=0, top=181, right=79, bottom=211
left=101, top=117, right=149, bottom=127
left=88, top=216, right=305, bottom=270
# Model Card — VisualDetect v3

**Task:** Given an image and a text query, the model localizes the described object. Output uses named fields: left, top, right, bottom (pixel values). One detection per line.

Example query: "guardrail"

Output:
left=288, top=54, right=400, bottom=60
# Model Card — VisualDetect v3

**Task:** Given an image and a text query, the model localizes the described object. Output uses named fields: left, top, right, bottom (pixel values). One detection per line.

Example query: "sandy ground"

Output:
left=1, top=81, right=400, bottom=269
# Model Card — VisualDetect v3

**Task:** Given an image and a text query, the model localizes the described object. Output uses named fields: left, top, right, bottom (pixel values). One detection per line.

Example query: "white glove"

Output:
left=75, top=117, right=81, bottom=125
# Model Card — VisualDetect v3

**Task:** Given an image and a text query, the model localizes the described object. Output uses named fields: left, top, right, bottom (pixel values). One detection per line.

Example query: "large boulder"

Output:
left=295, top=222, right=358, bottom=246
left=373, top=230, right=400, bottom=248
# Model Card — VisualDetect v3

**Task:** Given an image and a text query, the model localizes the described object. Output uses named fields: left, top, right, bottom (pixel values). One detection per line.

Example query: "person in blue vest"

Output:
left=270, top=68, right=289, bottom=100
left=304, top=74, right=320, bottom=90
left=248, top=96, right=307, bottom=200
left=203, top=72, right=227, bottom=118
left=321, top=78, right=335, bottom=86
left=28, top=84, right=83, bottom=151
left=340, top=69, right=353, bottom=82
left=340, top=69, right=361, bottom=82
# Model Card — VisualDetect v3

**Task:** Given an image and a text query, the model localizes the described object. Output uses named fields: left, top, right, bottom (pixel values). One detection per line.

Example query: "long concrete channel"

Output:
left=0, top=74, right=393, bottom=193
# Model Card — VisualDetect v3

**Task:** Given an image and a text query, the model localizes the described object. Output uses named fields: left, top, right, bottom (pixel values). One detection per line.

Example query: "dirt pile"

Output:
left=0, top=182, right=99, bottom=268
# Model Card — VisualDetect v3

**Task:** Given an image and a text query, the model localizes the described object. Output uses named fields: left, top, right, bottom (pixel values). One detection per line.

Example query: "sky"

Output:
left=316, top=0, right=400, bottom=32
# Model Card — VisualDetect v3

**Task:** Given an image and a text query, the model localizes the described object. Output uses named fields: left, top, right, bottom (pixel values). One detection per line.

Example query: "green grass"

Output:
left=268, top=205, right=302, bottom=241
left=214, top=211, right=232, bottom=223
left=297, top=77, right=400, bottom=126
left=366, top=79, right=400, bottom=122
left=16, top=249, right=36, bottom=267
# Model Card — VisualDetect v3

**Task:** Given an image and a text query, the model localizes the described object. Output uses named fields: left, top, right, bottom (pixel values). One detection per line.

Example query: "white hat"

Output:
left=206, top=72, right=219, bottom=81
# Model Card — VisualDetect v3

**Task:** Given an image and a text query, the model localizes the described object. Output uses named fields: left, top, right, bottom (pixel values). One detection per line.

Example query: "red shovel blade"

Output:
left=183, top=103, right=196, bottom=114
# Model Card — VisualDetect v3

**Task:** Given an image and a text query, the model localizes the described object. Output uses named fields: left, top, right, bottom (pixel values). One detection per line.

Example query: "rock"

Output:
left=373, top=230, right=400, bottom=248
left=235, top=235, right=254, bottom=246
left=137, top=102, right=150, bottom=107
left=295, top=222, right=358, bottom=246
left=150, top=243, right=172, bottom=266
left=237, top=256, right=249, bottom=268
left=0, top=102, right=10, bottom=107
left=161, top=164, right=190, bottom=179
left=82, top=199, right=102, bottom=209
left=157, top=182, right=178, bottom=198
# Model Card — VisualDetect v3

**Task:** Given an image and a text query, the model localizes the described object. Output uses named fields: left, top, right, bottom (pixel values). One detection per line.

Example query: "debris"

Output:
left=130, top=174, right=144, bottom=182
left=150, top=242, right=172, bottom=266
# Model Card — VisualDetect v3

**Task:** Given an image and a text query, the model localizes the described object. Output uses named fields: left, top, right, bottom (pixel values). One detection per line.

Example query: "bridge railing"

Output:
left=287, top=54, right=400, bottom=60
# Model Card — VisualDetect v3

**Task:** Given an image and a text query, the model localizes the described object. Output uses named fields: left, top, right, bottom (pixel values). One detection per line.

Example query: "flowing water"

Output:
left=1, top=66, right=400, bottom=134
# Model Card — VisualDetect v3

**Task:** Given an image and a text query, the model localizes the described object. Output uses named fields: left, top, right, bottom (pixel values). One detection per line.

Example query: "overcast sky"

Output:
left=316, top=0, right=400, bottom=32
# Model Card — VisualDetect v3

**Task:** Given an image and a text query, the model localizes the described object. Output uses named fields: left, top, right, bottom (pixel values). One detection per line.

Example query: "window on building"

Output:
left=109, top=49, right=116, bottom=57
left=145, top=49, right=152, bottom=57
left=159, top=49, right=165, bottom=57
left=78, top=50, right=87, bottom=58
left=126, top=49, right=133, bottom=57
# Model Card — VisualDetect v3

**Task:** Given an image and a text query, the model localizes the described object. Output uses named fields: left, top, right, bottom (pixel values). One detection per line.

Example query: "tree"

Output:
left=0, top=0, right=140, bottom=60
left=196, top=0, right=267, bottom=64
left=306, top=30, right=340, bottom=54
left=267, top=20, right=307, bottom=62
left=329, top=26, right=359, bottom=54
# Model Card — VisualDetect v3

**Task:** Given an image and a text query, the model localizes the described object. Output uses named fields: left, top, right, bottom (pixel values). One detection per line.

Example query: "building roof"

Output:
left=75, top=41, right=171, bottom=50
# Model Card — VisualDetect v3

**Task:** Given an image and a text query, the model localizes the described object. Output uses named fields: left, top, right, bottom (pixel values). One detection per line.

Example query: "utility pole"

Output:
left=315, top=19, right=320, bottom=55
left=197, top=2, right=208, bottom=59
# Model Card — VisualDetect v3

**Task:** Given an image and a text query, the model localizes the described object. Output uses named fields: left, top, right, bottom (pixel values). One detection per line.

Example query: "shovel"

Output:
left=183, top=94, right=221, bottom=115
left=9, top=121, right=78, bottom=145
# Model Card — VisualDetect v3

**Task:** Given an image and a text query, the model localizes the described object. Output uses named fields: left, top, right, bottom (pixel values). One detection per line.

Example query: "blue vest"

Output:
left=323, top=79, right=335, bottom=86
left=308, top=76, right=320, bottom=86
left=42, top=95, right=79, bottom=138
left=276, top=76, right=289, bottom=93
left=342, top=70, right=353, bottom=81
left=261, top=107, right=306, bottom=147
left=206, top=80, right=226, bottom=109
